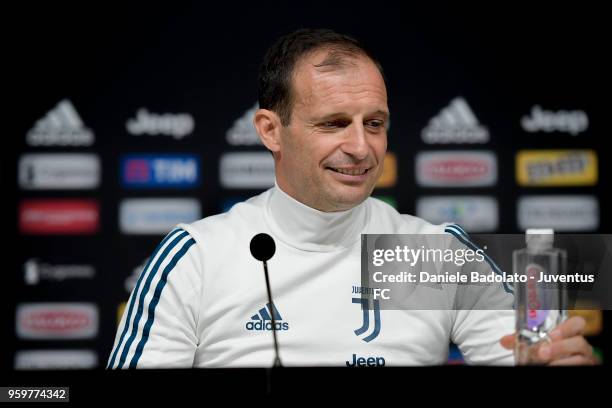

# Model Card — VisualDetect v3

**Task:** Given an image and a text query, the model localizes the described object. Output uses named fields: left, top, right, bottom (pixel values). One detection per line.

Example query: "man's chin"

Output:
left=324, top=189, right=370, bottom=212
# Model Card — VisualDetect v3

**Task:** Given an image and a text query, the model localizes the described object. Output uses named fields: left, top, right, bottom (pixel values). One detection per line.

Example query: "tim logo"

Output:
left=121, top=154, right=200, bottom=188
left=352, top=297, right=381, bottom=342
left=245, top=303, right=289, bottom=331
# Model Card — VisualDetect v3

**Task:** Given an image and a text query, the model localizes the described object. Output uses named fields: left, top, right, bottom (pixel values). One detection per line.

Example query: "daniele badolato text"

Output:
left=372, top=270, right=594, bottom=284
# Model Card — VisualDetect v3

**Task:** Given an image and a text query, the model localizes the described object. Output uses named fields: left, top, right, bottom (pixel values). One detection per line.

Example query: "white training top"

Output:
left=108, top=183, right=515, bottom=368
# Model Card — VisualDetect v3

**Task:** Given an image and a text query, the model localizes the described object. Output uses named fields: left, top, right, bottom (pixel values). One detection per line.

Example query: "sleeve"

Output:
left=444, top=224, right=516, bottom=365
left=107, top=226, right=202, bottom=369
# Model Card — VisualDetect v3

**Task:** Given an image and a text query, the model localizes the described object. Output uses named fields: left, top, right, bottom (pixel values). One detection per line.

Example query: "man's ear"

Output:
left=253, top=109, right=282, bottom=153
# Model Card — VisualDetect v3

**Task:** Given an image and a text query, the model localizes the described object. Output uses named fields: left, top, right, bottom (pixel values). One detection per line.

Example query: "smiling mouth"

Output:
left=326, top=167, right=370, bottom=176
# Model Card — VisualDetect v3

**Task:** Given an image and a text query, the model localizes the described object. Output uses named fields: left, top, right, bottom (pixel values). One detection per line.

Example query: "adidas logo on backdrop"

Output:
left=421, top=97, right=489, bottom=144
left=27, top=99, right=94, bottom=146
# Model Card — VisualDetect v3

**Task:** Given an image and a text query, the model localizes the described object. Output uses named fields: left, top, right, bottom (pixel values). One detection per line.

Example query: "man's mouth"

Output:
left=326, top=167, right=370, bottom=176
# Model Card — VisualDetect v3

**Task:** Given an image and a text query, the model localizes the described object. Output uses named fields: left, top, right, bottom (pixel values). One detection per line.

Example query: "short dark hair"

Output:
left=257, top=28, right=385, bottom=126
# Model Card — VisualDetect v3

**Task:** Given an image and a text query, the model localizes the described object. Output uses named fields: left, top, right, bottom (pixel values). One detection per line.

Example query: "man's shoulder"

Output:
left=368, top=198, right=483, bottom=251
left=367, top=196, right=453, bottom=234
left=176, top=190, right=270, bottom=243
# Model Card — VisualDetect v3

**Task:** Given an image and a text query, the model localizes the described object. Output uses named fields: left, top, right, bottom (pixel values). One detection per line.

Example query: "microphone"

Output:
left=250, top=233, right=282, bottom=367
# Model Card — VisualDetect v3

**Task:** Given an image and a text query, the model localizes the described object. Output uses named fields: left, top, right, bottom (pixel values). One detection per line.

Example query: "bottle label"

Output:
left=526, top=263, right=548, bottom=329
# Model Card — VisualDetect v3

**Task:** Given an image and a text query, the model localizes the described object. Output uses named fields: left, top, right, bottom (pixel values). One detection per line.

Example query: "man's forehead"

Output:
left=292, top=50, right=387, bottom=115
left=293, top=49, right=383, bottom=87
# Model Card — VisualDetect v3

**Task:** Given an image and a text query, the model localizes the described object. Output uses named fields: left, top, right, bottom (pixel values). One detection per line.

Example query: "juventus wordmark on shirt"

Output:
left=108, top=182, right=514, bottom=368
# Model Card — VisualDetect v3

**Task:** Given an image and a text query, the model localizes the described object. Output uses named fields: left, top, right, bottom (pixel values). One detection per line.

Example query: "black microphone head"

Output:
left=250, top=233, right=276, bottom=262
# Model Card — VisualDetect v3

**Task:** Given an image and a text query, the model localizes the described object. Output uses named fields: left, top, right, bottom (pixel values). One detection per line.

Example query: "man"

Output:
left=108, top=29, right=595, bottom=368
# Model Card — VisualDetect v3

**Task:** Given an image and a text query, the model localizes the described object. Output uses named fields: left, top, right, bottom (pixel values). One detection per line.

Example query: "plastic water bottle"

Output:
left=513, top=229, right=568, bottom=365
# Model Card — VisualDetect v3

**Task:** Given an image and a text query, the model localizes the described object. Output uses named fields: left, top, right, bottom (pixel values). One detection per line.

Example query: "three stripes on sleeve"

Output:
left=444, top=223, right=514, bottom=295
left=107, top=228, right=197, bottom=369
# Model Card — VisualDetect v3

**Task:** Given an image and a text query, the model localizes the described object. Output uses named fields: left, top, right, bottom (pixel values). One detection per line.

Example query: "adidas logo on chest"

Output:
left=245, top=303, right=289, bottom=331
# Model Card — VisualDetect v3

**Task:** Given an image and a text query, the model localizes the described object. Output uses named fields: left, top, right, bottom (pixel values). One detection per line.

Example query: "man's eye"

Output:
left=321, top=120, right=348, bottom=128
left=366, top=120, right=384, bottom=129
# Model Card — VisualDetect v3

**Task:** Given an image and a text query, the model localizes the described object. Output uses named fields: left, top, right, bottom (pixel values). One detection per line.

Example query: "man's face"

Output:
left=275, top=50, right=389, bottom=212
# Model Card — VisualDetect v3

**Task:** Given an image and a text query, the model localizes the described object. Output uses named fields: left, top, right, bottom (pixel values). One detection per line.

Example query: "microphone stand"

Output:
left=263, top=259, right=282, bottom=368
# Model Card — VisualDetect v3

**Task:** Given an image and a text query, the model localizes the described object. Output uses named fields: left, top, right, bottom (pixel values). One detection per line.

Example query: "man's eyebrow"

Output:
left=370, top=110, right=390, bottom=120
left=314, top=110, right=390, bottom=122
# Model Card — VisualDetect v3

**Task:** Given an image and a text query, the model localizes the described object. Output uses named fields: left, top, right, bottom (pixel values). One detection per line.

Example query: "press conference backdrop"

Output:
left=8, top=1, right=609, bottom=369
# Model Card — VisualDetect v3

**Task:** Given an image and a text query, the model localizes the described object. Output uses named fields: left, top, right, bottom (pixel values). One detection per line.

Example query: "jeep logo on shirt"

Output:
left=346, top=354, right=386, bottom=367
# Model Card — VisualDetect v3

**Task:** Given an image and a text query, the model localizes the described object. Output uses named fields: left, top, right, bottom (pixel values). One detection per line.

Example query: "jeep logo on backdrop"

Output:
left=126, top=108, right=194, bottom=140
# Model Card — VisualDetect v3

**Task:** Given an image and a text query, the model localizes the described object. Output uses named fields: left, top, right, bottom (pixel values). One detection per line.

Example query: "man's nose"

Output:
left=341, top=122, right=369, bottom=161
